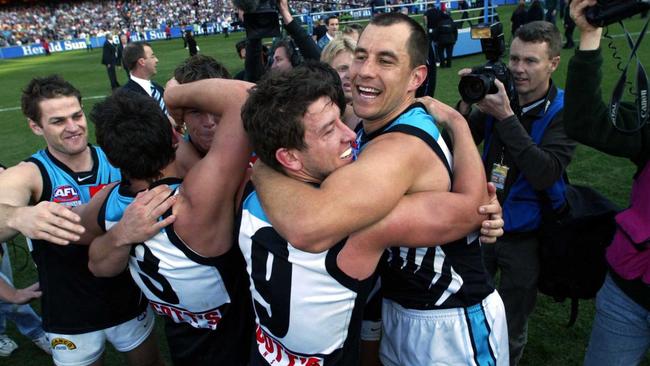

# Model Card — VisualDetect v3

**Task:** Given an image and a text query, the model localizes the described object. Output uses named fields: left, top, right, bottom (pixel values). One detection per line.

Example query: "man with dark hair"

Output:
left=458, top=20, right=576, bottom=365
left=170, top=55, right=231, bottom=176
left=253, top=13, right=508, bottom=365
left=317, top=15, right=339, bottom=49
left=84, top=78, right=254, bottom=366
left=242, top=61, right=504, bottom=365
left=0, top=75, right=163, bottom=366
left=121, top=42, right=167, bottom=115
left=101, top=34, right=120, bottom=90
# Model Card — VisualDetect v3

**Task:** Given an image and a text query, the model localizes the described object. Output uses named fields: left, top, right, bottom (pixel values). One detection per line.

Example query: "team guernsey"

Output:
left=356, top=104, right=494, bottom=309
left=239, top=183, right=376, bottom=366
left=26, top=145, right=147, bottom=334
left=100, top=177, right=253, bottom=364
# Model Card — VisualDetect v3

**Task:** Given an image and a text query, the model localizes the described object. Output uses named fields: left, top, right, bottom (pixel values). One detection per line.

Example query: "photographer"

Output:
left=458, top=21, right=576, bottom=365
left=242, top=0, right=320, bottom=81
left=567, top=1, right=650, bottom=364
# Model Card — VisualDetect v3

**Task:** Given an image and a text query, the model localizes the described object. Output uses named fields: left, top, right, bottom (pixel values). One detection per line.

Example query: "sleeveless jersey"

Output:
left=101, top=178, right=253, bottom=364
left=356, top=104, right=494, bottom=310
left=26, top=146, right=147, bottom=334
left=239, top=183, right=376, bottom=366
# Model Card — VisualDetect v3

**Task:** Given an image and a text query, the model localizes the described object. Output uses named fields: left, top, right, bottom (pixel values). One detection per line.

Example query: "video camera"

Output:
left=233, top=0, right=281, bottom=39
left=458, top=22, right=518, bottom=112
left=586, top=0, right=650, bottom=27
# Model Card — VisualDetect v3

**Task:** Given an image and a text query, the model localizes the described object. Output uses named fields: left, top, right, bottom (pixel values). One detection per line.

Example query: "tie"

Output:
left=150, top=84, right=168, bottom=116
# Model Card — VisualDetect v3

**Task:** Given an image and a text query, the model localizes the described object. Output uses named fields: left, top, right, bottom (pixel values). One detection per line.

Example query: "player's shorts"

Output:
left=46, top=307, right=155, bottom=366
left=380, top=291, right=509, bottom=366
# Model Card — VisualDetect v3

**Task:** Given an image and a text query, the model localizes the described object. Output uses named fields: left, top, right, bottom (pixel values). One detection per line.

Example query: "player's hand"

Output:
left=417, top=96, right=465, bottom=131
left=112, top=185, right=177, bottom=246
left=12, top=282, right=42, bottom=304
left=11, top=202, right=84, bottom=245
left=476, top=79, right=515, bottom=121
left=478, top=183, right=504, bottom=244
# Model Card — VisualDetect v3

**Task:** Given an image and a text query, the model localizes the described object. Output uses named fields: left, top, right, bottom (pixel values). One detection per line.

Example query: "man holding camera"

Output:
left=567, top=0, right=650, bottom=364
left=458, top=20, right=576, bottom=365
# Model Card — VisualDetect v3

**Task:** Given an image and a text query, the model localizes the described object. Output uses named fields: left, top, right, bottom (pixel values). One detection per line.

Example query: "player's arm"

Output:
left=166, top=79, right=253, bottom=257
left=351, top=102, right=493, bottom=248
left=0, top=162, right=84, bottom=244
left=253, top=130, right=439, bottom=252
left=88, top=185, right=177, bottom=277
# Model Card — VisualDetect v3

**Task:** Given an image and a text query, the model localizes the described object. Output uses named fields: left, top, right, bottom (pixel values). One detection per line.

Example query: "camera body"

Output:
left=458, top=22, right=518, bottom=110
left=585, top=0, right=649, bottom=27
left=459, top=61, right=514, bottom=104
left=234, top=0, right=282, bottom=39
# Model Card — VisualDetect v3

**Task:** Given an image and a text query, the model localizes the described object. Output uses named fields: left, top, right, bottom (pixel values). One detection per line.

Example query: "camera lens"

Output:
left=459, top=75, right=490, bottom=104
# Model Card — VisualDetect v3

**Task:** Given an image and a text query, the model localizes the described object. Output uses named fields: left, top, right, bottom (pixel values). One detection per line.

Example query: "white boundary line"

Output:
left=0, top=30, right=643, bottom=113
left=0, top=95, right=107, bottom=113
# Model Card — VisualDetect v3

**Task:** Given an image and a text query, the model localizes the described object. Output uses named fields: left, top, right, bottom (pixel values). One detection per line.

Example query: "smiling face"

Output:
left=330, top=50, right=354, bottom=103
left=288, top=96, right=356, bottom=183
left=350, top=23, right=426, bottom=129
left=29, top=96, right=88, bottom=159
left=508, top=37, right=559, bottom=105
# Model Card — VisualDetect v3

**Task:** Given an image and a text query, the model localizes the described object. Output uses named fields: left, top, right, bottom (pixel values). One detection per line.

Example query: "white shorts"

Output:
left=46, top=307, right=155, bottom=366
left=380, top=291, right=509, bottom=366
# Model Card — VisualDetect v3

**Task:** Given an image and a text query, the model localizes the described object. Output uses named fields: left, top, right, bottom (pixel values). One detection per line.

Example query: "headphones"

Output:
left=271, top=37, right=303, bottom=67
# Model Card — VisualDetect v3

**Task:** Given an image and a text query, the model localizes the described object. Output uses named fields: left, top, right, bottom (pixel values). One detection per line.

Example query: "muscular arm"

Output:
left=166, top=79, right=253, bottom=257
left=254, top=102, right=488, bottom=251
left=88, top=185, right=177, bottom=277
left=0, top=162, right=84, bottom=244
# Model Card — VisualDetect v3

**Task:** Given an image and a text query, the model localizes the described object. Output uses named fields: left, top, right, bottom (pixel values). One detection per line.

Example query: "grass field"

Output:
left=0, top=5, right=649, bottom=365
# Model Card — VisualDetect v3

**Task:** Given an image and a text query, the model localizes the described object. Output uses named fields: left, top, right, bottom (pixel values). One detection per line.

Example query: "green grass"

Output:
left=1, top=5, right=649, bottom=365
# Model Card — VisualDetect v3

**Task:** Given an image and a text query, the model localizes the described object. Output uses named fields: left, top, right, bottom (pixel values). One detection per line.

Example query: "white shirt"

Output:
left=129, top=74, right=154, bottom=97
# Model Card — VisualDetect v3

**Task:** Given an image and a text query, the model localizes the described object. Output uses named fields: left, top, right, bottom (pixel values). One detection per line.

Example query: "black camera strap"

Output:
left=609, top=17, right=649, bottom=133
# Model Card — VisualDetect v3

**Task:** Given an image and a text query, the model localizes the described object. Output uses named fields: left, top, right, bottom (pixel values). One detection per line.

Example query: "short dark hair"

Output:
left=368, top=12, right=427, bottom=68
left=21, top=75, right=82, bottom=126
left=236, top=40, right=247, bottom=58
left=122, top=41, right=151, bottom=70
left=242, top=61, right=346, bottom=172
left=174, top=55, right=231, bottom=83
left=326, top=16, right=339, bottom=26
left=90, top=91, right=175, bottom=181
left=514, top=21, right=562, bottom=58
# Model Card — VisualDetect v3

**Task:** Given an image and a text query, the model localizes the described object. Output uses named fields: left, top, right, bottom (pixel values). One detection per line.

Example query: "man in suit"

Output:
left=117, top=34, right=129, bottom=79
left=317, top=16, right=339, bottom=50
left=121, top=42, right=167, bottom=115
left=101, top=34, right=120, bottom=90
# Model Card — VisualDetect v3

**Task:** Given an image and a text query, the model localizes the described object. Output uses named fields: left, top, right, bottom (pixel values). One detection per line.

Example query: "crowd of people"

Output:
left=0, top=0, right=376, bottom=47
left=0, top=0, right=649, bottom=365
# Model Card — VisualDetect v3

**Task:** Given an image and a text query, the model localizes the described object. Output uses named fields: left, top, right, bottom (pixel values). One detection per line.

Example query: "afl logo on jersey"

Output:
left=53, top=185, right=81, bottom=206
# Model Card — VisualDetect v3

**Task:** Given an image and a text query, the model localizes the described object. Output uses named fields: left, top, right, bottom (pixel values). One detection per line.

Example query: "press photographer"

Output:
left=457, top=20, right=577, bottom=365
left=237, top=0, right=320, bottom=82
left=566, top=0, right=650, bottom=364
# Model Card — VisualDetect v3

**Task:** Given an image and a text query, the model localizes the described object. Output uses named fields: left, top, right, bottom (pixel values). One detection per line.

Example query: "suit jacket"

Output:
left=102, top=40, right=118, bottom=66
left=121, top=79, right=166, bottom=113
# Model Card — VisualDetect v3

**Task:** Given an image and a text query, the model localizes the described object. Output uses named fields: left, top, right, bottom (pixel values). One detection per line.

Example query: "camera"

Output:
left=585, top=0, right=649, bottom=27
left=234, top=0, right=281, bottom=39
left=458, top=22, right=518, bottom=109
